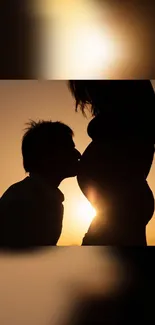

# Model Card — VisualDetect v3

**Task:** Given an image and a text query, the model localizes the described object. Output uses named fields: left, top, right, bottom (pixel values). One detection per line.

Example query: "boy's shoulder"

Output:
left=0, top=177, right=34, bottom=201
left=0, top=176, right=64, bottom=205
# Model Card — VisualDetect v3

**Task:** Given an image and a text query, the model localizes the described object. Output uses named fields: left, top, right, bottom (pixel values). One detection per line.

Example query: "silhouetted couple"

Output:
left=0, top=80, right=154, bottom=249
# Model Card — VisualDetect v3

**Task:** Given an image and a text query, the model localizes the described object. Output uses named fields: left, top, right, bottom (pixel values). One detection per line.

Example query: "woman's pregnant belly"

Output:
left=77, top=141, right=154, bottom=245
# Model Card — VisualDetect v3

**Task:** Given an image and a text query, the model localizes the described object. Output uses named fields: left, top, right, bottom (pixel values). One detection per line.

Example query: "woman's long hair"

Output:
left=68, top=80, right=155, bottom=118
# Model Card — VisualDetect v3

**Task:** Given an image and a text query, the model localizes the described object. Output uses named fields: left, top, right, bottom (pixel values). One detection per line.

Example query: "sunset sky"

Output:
left=0, top=80, right=155, bottom=245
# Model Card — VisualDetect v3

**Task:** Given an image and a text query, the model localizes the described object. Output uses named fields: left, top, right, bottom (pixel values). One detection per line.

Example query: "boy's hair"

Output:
left=22, top=120, right=74, bottom=173
left=68, top=80, right=155, bottom=117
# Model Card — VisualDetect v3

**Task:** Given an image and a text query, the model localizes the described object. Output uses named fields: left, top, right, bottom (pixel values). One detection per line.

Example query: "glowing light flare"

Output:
left=41, top=0, right=121, bottom=78
left=66, top=24, right=118, bottom=78
left=76, top=199, right=96, bottom=225
left=70, top=197, right=96, bottom=233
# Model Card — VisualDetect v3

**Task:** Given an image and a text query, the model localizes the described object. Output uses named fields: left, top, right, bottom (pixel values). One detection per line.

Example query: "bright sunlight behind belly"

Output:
left=74, top=198, right=96, bottom=229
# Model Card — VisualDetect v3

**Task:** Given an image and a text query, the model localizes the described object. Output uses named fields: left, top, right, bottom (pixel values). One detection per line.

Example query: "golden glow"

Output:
left=76, top=199, right=96, bottom=225
left=41, top=0, right=121, bottom=78
left=36, top=0, right=152, bottom=78
left=58, top=194, right=96, bottom=246
left=62, top=24, right=118, bottom=78
left=67, top=196, right=96, bottom=237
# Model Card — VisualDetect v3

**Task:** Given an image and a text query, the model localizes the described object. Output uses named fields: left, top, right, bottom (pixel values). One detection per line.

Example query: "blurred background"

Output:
left=0, top=247, right=124, bottom=325
left=0, top=0, right=155, bottom=79
left=0, top=80, right=154, bottom=245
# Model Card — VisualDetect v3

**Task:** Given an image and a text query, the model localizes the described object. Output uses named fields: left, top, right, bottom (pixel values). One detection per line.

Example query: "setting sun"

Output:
left=58, top=192, right=97, bottom=246
left=76, top=199, right=96, bottom=225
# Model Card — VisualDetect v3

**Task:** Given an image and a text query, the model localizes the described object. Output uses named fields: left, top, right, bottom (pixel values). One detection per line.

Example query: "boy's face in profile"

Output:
left=49, top=136, right=81, bottom=179
left=59, top=137, right=81, bottom=178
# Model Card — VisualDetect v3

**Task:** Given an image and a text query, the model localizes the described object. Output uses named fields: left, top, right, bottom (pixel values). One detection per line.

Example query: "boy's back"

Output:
left=0, top=176, right=64, bottom=249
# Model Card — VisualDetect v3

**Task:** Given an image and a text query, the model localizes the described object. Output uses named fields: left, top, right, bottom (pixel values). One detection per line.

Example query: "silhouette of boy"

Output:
left=0, top=120, right=81, bottom=249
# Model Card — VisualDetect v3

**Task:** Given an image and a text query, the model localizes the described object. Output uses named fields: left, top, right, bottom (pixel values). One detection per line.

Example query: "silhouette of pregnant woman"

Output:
left=69, top=80, right=155, bottom=246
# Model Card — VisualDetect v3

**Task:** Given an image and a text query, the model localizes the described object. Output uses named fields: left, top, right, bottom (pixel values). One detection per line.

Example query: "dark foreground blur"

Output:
left=75, top=248, right=155, bottom=325
left=0, top=247, right=155, bottom=325
left=0, top=247, right=123, bottom=325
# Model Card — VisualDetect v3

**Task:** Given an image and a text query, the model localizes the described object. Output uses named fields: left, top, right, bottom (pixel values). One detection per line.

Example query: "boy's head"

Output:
left=22, top=120, right=81, bottom=182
